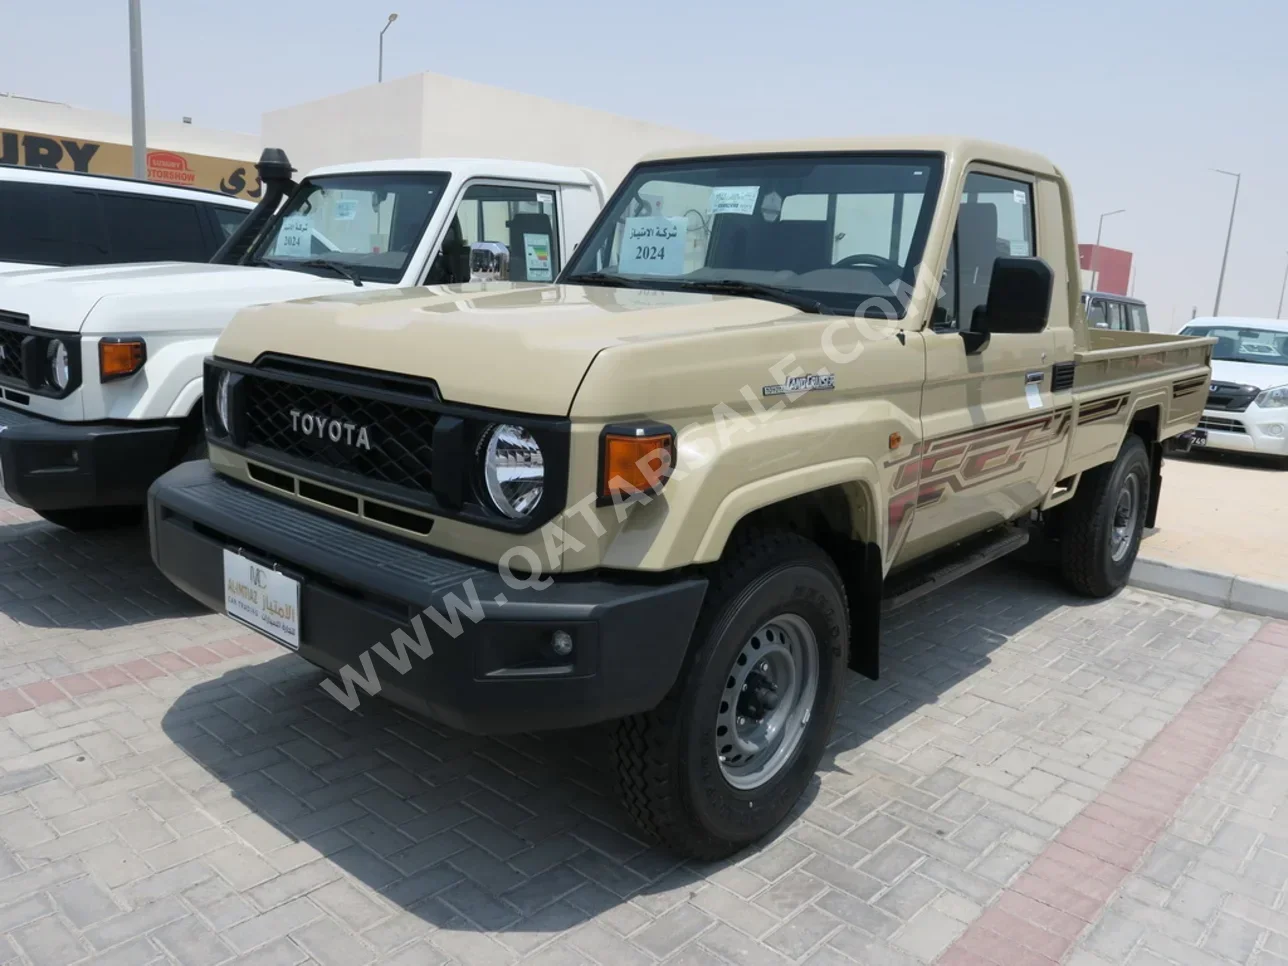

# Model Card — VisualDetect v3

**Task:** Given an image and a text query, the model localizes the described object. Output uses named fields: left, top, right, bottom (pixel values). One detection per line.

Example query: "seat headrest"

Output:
left=957, top=202, right=999, bottom=271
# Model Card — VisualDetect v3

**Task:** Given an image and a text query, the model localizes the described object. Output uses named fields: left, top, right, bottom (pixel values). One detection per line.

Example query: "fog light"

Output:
left=1267, top=424, right=1285, bottom=437
left=551, top=630, right=573, bottom=657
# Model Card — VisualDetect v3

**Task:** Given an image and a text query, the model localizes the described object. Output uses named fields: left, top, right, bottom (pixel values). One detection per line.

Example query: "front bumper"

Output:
left=0, top=404, right=182, bottom=511
left=1196, top=408, right=1288, bottom=456
left=148, top=461, right=708, bottom=735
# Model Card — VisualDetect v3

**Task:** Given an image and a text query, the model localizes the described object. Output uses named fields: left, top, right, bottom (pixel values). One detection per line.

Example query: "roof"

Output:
left=304, top=157, right=602, bottom=186
left=1083, top=290, right=1146, bottom=305
left=0, top=164, right=255, bottom=207
left=637, top=136, right=1058, bottom=174
left=1184, top=316, right=1288, bottom=333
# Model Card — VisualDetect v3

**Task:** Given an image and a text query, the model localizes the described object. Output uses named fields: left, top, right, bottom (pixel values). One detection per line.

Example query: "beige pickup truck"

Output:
left=149, top=137, right=1213, bottom=858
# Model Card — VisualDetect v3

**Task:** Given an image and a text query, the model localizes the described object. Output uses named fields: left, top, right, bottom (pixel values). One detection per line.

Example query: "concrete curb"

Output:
left=1131, top=556, right=1288, bottom=619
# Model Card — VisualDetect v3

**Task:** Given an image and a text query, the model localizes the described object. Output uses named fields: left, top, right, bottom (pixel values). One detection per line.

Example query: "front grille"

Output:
left=242, top=372, right=439, bottom=495
left=1206, top=381, right=1259, bottom=412
left=1199, top=416, right=1246, bottom=434
left=0, top=328, right=24, bottom=382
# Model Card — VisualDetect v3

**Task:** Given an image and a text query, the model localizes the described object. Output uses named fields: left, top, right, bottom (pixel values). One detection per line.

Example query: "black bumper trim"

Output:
left=148, top=461, right=707, bottom=735
left=0, top=404, right=182, bottom=511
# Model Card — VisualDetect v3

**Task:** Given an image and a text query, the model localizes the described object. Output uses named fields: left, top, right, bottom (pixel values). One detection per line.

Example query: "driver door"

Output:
left=894, top=167, right=1059, bottom=565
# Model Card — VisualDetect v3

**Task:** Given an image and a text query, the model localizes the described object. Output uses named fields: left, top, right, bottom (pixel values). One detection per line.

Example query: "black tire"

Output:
left=1060, top=435, right=1151, bottom=597
left=611, top=528, right=849, bottom=859
left=36, top=507, right=143, bottom=531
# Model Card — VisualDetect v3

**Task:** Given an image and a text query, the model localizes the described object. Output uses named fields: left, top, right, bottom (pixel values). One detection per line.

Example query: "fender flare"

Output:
left=166, top=376, right=205, bottom=420
left=692, top=456, right=886, bottom=563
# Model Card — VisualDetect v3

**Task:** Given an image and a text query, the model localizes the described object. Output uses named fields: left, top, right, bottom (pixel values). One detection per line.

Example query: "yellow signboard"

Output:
left=0, top=128, right=261, bottom=200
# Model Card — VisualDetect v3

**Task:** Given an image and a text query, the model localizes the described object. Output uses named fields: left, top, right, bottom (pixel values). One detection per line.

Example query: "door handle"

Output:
left=1025, top=371, right=1044, bottom=385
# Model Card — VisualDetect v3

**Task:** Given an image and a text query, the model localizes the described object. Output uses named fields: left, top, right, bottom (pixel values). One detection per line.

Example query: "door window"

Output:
left=0, top=183, right=108, bottom=266
left=1103, top=300, right=1125, bottom=330
left=1127, top=304, right=1148, bottom=332
left=431, top=183, right=560, bottom=284
left=100, top=194, right=208, bottom=262
left=936, top=172, right=1035, bottom=331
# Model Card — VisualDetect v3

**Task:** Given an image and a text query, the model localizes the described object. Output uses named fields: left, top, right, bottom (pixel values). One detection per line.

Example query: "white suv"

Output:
left=1179, top=316, right=1288, bottom=464
left=0, top=150, right=607, bottom=529
left=0, top=166, right=254, bottom=273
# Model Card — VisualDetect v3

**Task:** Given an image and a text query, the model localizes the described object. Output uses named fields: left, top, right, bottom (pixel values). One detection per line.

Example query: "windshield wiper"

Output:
left=560, top=271, right=644, bottom=289
left=672, top=280, right=832, bottom=315
left=295, top=259, right=364, bottom=287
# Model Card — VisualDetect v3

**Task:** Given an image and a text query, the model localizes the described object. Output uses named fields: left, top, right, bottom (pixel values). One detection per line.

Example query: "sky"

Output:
left=2, top=0, right=1286, bottom=330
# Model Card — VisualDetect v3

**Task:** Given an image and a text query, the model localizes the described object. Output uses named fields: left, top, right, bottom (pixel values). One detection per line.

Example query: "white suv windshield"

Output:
left=1182, top=325, right=1288, bottom=367
left=251, top=172, right=449, bottom=284
left=562, top=153, right=944, bottom=317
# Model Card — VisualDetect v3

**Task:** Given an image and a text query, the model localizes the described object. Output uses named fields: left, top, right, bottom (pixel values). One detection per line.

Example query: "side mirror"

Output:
left=980, top=257, right=1054, bottom=335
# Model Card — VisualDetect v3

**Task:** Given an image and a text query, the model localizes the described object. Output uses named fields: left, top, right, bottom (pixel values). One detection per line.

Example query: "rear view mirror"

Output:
left=980, top=257, right=1054, bottom=335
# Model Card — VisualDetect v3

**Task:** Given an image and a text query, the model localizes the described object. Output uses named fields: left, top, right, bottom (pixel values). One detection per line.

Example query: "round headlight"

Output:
left=480, top=424, right=544, bottom=519
left=215, top=370, right=233, bottom=434
left=47, top=340, right=70, bottom=391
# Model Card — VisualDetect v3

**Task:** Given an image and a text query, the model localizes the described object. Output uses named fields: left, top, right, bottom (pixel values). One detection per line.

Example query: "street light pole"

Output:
left=378, top=13, right=398, bottom=83
left=128, top=0, right=147, bottom=180
left=1212, top=168, right=1241, bottom=316
left=1277, top=251, right=1288, bottom=319
left=1089, top=208, right=1125, bottom=292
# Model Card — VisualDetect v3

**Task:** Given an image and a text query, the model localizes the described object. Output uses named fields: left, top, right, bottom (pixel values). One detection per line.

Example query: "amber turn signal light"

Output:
left=599, top=425, right=675, bottom=505
left=99, top=339, right=146, bottom=382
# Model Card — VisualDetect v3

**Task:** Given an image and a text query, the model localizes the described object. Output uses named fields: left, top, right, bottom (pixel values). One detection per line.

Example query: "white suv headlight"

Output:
left=1256, top=385, right=1288, bottom=408
left=479, top=424, right=544, bottom=519
left=47, top=340, right=70, bottom=391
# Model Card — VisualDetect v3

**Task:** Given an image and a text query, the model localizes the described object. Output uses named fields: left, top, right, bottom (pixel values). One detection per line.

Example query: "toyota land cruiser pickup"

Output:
left=149, top=137, right=1214, bottom=858
left=0, top=149, right=605, bottom=529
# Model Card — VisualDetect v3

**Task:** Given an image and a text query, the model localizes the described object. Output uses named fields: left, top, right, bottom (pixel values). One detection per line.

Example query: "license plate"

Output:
left=1191, top=429, right=1208, bottom=448
left=223, top=550, right=301, bottom=650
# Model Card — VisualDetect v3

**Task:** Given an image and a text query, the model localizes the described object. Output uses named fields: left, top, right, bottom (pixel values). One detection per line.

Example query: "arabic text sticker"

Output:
left=335, top=199, right=359, bottom=221
left=619, top=216, right=686, bottom=275
left=274, top=215, right=312, bottom=256
left=1013, top=189, right=1027, bottom=205
left=709, top=186, right=760, bottom=216
left=523, top=233, right=553, bottom=282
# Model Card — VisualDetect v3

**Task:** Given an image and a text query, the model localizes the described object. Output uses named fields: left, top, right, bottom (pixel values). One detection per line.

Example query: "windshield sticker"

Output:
left=1013, top=189, right=1027, bottom=205
left=537, top=193, right=553, bottom=206
left=1010, top=240, right=1031, bottom=256
left=335, top=199, right=359, bottom=221
left=709, top=186, right=760, bottom=216
left=523, top=233, right=554, bottom=282
left=274, top=215, right=312, bottom=257
left=761, top=192, right=783, bottom=223
left=619, top=216, right=685, bottom=275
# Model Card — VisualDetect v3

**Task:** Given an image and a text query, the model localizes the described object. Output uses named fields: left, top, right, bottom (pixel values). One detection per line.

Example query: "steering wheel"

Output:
left=833, top=253, right=901, bottom=272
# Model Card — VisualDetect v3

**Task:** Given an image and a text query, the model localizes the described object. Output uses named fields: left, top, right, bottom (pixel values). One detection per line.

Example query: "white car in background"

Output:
left=1178, top=316, right=1288, bottom=464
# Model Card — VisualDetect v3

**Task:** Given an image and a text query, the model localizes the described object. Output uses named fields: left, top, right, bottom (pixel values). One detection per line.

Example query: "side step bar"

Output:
left=881, top=525, right=1030, bottom=613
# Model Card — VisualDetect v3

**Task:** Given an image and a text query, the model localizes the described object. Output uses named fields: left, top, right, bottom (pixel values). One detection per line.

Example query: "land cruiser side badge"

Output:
left=763, top=373, right=836, bottom=397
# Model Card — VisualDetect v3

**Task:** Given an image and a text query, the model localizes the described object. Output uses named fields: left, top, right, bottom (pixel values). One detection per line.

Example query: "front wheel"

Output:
left=1060, top=435, right=1151, bottom=597
left=612, top=529, right=848, bottom=859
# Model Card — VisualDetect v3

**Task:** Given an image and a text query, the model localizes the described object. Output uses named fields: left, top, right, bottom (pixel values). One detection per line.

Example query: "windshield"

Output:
left=249, top=172, right=450, bottom=283
left=1181, top=325, right=1288, bottom=367
left=561, top=153, right=944, bottom=317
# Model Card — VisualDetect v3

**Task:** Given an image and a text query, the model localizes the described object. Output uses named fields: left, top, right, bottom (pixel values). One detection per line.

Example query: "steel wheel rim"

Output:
left=1110, top=473, right=1140, bottom=562
left=715, top=613, right=819, bottom=791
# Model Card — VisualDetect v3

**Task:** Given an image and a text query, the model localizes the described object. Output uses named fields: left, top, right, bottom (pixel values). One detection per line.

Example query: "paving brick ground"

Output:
left=1, top=501, right=1286, bottom=965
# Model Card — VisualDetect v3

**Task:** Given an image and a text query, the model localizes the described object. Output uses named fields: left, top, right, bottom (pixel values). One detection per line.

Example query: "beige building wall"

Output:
left=0, top=92, right=258, bottom=160
left=262, top=72, right=715, bottom=190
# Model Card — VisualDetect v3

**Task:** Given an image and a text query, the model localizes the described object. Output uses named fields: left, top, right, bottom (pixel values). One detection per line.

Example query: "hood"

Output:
left=0, top=262, right=53, bottom=275
left=215, top=282, right=805, bottom=416
left=1210, top=358, right=1288, bottom=391
left=0, top=262, right=357, bottom=334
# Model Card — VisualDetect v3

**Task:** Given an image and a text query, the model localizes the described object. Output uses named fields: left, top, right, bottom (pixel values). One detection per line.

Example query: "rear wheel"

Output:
left=612, top=528, right=848, bottom=859
left=36, top=507, right=142, bottom=531
left=1060, top=435, right=1151, bottom=597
